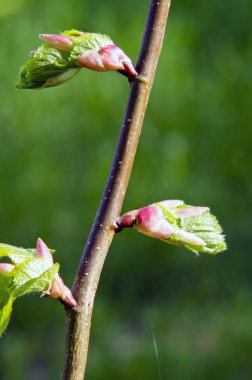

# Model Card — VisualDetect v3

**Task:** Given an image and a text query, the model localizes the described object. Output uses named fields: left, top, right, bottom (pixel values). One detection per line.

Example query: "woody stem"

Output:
left=61, top=1, right=172, bottom=379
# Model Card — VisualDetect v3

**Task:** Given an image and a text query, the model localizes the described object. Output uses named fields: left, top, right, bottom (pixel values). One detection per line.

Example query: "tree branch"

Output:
left=61, top=1, right=171, bottom=379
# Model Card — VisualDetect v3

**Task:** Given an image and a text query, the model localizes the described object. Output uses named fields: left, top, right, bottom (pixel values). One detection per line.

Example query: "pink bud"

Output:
left=115, top=210, right=138, bottom=231
left=39, top=34, right=73, bottom=50
left=77, top=44, right=137, bottom=77
left=36, top=238, right=76, bottom=308
left=0, top=263, right=15, bottom=275
left=99, top=45, right=137, bottom=76
left=136, top=206, right=174, bottom=239
left=36, top=238, right=53, bottom=266
left=45, top=274, right=76, bottom=308
left=115, top=205, right=174, bottom=239
left=77, top=50, right=104, bottom=71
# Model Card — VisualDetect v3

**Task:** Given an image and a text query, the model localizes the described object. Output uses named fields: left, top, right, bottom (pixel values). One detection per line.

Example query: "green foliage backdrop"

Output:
left=0, top=0, right=251, bottom=378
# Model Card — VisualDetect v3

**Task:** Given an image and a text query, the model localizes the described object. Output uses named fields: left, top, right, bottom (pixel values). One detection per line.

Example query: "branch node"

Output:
left=136, top=74, right=150, bottom=85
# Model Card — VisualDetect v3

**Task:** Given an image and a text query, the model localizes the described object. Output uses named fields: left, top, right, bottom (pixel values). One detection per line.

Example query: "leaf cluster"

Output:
left=0, top=243, right=59, bottom=336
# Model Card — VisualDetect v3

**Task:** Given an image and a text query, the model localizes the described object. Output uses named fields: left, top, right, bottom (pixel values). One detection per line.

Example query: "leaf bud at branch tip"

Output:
left=17, top=29, right=137, bottom=89
left=115, top=200, right=227, bottom=255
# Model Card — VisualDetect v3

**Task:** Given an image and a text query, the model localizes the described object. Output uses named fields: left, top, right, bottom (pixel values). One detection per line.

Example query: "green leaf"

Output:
left=13, top=263, right=60, bottom=298
left=180, top=211, right=227, bottom=254
left=0, top=293, right=14, bottom=337
left=13, top=257, right=53, bottom=287
left=0, top=274, right=13, bottom=289
left=0, top=244, right=34, bottom=264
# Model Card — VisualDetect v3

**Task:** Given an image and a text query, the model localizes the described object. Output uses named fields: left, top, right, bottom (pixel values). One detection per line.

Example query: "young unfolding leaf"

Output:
left=115, top=200, right=227, bottom=254
left=0, top=244, right=34, bottom=264
left=13, top=261, right=60, bottom=298
left=16, top=29, right=137, bottom=89
left=0, top=239, right=76, bottom=337
left=0, top=294, right=14, bottom=338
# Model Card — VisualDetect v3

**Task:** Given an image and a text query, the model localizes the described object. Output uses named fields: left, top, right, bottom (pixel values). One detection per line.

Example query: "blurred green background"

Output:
left=0, top=0, right=252, bottom=378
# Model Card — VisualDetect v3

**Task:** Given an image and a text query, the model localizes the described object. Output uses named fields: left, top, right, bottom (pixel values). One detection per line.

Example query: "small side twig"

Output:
left=61, top=1, right=172, bottom=379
